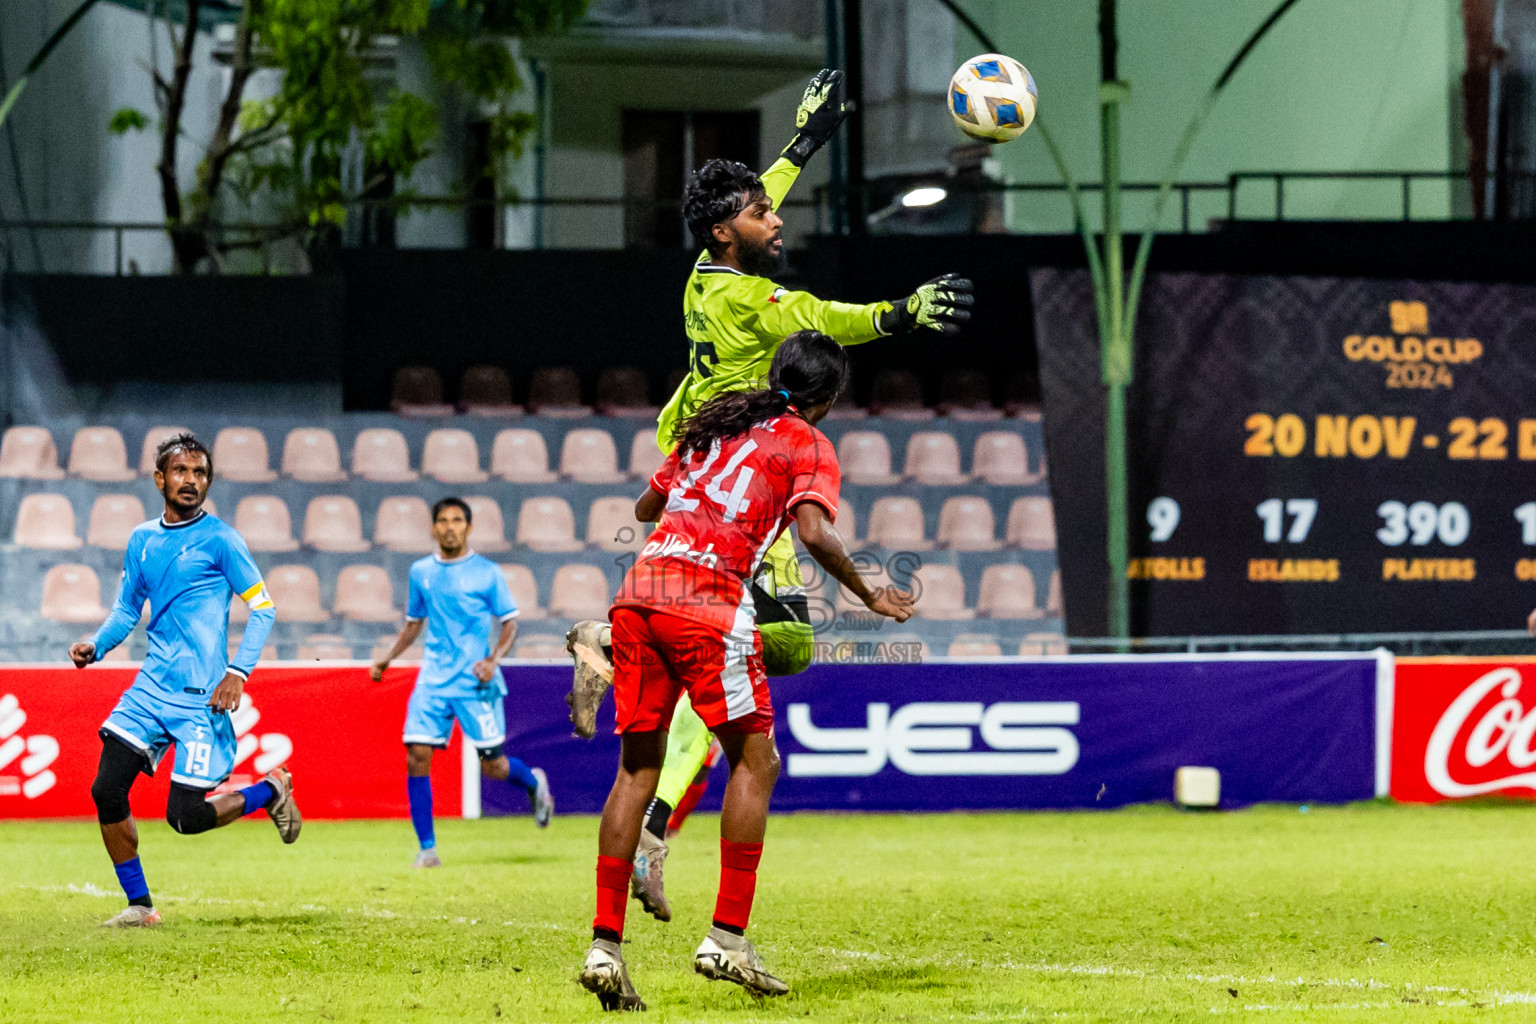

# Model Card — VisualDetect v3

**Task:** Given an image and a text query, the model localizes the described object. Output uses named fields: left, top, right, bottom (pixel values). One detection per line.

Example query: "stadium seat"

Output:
left=499, top=563, right=547, bottom=620
left=940, top=368, right=1002, bottom=421
left=515, top=496, right=582, bottom=552
left=266, top=565, right=329, bottom=623
left=296, top=634, right=352, bottom=659
left=214, top=427, right=277, bottom=483
left=490, top=428, right=557, bottom=483
left=977, top=563, right=1040, bottom=619
left=664, top=368, right=688, bottom=396
left=1006, top=497, right=1057, bottom=550
left=972, top=431, right=1033, bottom=485
left=911, top=564, right=975, bottom=621
left=229, top=594, right=250, bottom=625
left=87, top=494, right=147, bottom=549
left=936, top=496, right=999, bottom=551
left=464, top=496, right=512, bottom=553
left=422, top=429, right=488, bottom=483
left=95, top=637, right=132, bottom=662
left=138, top=425, right=191, bottom=475
left=823, top=391, right=868, bottom=420
left=352, top=428, right=419, bottom=482
left=560, top=428, right=625, bottom=483
left=234, top=495, right=299, bottom=552
left=374, top=496, right=435, bottom=553
left=301, top=495, right=371, bottom=552
left=515, top=634, right=570, bottom=658
left=597, top=366, right=656, bottom=416
left=40, top=564, right=108, bottom=623
left=835, top=560, right=891, bottom=615
left=1047, top=569, right=1062, bottom=615
left=548, top=563, right=613, bottom=620
left=837, top=431, right=899, bottom=485
left=282, top=428, right=347, bottom=482
left=833, top=500, right=858, bottom=546
left=870, top=368, right=934, bottom=420
left=948, top=635, right=1003, bottom=657
left=865, top=496, right=933, bottom=551
left=14, top=493, right=83, bottom=549
left=369, top=637, right=423, bottom=662
left=334, top=565, right=399, bottom=623
left=628, top=429, right=665, bottom=480
left=391, top=366, right=454, bottom=417
left=527, top=366, right=589, bottom=417
left=1020, top=632, right=1068, bottom=656
left=0, top=426, right=64, bottom=479
left=227, top=638, right=279, bottom=662
left=203, top=497, right=218, bottom=518
left=588, top=496, right=649, bottom=552
left=459, top=365, right=522, bottom=416
left=904, top=431, right=969, bottom=485
left=1005, top=370, right=1041, bottom=418
left=69, top=427, right=136, bottom=481
left=876, top=633, right=931, bottom=661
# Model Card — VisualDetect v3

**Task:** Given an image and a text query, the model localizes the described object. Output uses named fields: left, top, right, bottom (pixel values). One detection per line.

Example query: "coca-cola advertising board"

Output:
left=0, top=665, right=463, bottom=819
left=1391, top=657, right=1536, bottom=802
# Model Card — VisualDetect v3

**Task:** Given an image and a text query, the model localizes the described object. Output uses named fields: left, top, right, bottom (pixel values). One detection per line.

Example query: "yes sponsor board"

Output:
left=1391, top=657, right=1536, bottom=802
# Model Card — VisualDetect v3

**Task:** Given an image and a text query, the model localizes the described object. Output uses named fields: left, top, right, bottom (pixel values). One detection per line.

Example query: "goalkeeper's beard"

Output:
left=738, top=235, right=787, bottom=278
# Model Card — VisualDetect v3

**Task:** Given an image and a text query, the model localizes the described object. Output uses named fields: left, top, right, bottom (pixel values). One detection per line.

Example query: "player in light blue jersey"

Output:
left=371, top=497, right=555, bottom=867
left=68, top=434, right=300, bottom=929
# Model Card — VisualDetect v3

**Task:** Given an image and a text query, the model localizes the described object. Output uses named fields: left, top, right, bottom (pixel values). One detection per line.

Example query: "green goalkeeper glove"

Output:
left=781, top=69, right=849, bottom=168
left=879, top=274, right=975, bottom=337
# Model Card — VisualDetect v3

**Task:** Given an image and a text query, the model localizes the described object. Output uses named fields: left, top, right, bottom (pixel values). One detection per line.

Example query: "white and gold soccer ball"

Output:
left=948, top=53, right=1037, bottom=144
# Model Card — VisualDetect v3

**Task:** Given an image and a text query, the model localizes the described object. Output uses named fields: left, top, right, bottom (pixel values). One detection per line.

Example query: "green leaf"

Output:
left=108, top=107, right=149, bottom=135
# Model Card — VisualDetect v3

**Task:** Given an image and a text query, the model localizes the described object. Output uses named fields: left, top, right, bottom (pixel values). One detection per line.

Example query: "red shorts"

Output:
left=609, top=606, right=774, bottom=736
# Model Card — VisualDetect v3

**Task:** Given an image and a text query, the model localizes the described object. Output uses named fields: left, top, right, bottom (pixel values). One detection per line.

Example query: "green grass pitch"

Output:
left=6, top=803, right=1536, bottom=1022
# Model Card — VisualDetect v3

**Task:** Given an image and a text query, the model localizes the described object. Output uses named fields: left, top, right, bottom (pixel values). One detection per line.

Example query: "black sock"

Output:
left=644, top=798, right=672, bottom=840
left=129, top=895, right=153, bottom=909
left=711, top=920, right=744, bottom=936
left=593, top=926, right=622, bottom=944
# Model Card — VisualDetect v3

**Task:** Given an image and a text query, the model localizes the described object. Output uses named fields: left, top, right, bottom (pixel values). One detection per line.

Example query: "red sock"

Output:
left=713, top=839, right=763, bottom=932
left=593, top=855, right=631, bottom=939
left=667, top=779, right=709, bottom=833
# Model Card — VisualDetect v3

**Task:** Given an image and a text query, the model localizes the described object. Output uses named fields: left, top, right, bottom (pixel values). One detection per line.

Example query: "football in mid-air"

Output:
left=948, top=53, right=1037, bottom=143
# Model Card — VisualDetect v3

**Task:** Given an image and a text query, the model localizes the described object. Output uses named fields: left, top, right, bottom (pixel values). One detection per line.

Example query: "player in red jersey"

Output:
left=577, top=331, right=913, bottom=1009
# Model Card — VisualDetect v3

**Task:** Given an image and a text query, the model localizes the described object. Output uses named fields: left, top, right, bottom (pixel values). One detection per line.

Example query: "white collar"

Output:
left=434, top=549, right=476, bottom=564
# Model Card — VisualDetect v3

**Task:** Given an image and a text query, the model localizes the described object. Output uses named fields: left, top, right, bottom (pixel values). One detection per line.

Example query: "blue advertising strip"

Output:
left=482, top=654, right=1379, bottom=816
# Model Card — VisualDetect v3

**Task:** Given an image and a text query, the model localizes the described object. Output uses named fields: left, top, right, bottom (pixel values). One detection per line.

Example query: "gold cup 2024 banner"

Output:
left=1034, top=270, right=1536, bottom=635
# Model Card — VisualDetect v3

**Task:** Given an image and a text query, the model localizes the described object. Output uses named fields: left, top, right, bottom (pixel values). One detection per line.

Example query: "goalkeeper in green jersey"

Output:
left=566, top=68, right=973, bottom=923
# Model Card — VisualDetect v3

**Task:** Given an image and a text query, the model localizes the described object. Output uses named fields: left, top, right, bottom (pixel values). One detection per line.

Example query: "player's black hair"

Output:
left=684, top=158, right=767, bottom=255
left=154, top=432, right=212, bottom=476
left=432, top=497, right=472, bottom=524
left=673, top=330, right=849, bottom=459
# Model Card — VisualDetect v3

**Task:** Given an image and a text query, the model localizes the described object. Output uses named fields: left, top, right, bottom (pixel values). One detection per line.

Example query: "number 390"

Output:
left=1376, top=501, right=1469, bottom=547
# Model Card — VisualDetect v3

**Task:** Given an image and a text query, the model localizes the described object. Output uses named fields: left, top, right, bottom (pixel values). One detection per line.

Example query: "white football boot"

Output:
left=579, top=937, right=646, bottom=1011
left=412, top=849, right=442, bottom=869
left=631, top=830, right=671, bottom=922
left=694, top=926, right=789, bottom=996
left=102, top=905, right=162, bottom=928
left=530, top=767, right=554, bottom=828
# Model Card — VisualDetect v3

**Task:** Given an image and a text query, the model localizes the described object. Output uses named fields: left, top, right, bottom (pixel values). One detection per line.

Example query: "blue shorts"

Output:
left=101, top=686, right=237, bottom=791
left=403, top=687, right=505, bottom=750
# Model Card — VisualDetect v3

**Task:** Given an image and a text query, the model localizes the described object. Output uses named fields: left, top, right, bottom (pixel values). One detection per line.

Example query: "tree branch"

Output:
left=158, top=0, right=200, bottom=268
left=194, top=0, right=259, bottom=217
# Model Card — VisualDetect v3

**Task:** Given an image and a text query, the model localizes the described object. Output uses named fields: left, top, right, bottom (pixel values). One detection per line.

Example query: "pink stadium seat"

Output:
left=214, top=427, right=277, bottom=483
left=464, top=496, right=511, bottom=553
left=296, top=634, right=352, bottom=660
left=87, top=494, right=147, bottom=549
left=978, top=563, right=1040, bottom=619
left=282, top=428, right=347, bottom=482
left=527, top=366, right=589, bottom=417
left=1006, top=497, right=1057, bottom=550
left=491, top=429, right=557, bottom=483
left=499, top=564, right=547, bottom=620
left=96, top=638, right=132, bottom=662
left=334, top=565, right=398, bottom=623
left=560, top=429, right=625, bottom=483
left=936, top=496, right=999, bottom=551
left=911, top=564, right=974, bottom=621
left=234, top=495, right=299, bottom=552
left=0, top=426, right=64, bottom=479
left=596, top=366, right=653, bottom=414
left=588, top=496, right=649, bottom=552
left=391, top=366, right=454, bottom=417
left=878, top=633, right=931, bottom=661
left=549, top=563, right=612, bottom=620
left=903, top=432, right=969, bottom=485
left=515, top=634, right=571, bottom=658
left=870, top=369, right=934, bottom=420
left=516, top=496, right=582, bottom=552
left=69, top=427, right=136, bottom=481
left=229, top=594, right=250, bottom=626
left=226, top=638, right=279, bottom=662
left=948, top=635, right=1003, bottom=657
left=460, top=365, right=522, bottom=417
left=972, top=431, right=1033, bottom=485
left=369, top=636, right=423, bottom=662
left=302, top=495, right=370, bottom=552
left=1020, top=632, right=1068, bottom=656
left=1047, top=569, right=1062, bottom=615
left=13, top=494, right=83, bottom=550
left=40, top=564, right=108, bottom=623
left=865, top=496, right=932, bottom=551
left=139, top=425, right=192, bottom=475
left=422, top=429, right=488, bottom=483
left=351, top=428, right=419, bottom=482
left=940, top=368, right=1003, bottom=422
left=266, top=564, right=329, bottom=623
left=202, top=497, right=218, bottom=518
left=628, top=429, right=666, bottom=481
left=833, top=500, right=858, bottom=546
left=374, top=497, right=435, bottom=553
left=837, top=431, right=899, bottom=485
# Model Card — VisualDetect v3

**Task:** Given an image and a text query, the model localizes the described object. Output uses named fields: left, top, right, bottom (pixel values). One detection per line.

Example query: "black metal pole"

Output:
left=844, top=0, right=866, bottom=234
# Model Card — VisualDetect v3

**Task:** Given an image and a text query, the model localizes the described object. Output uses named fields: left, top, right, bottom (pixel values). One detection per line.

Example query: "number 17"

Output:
left=1256, top=498, right=1317, bottom=543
